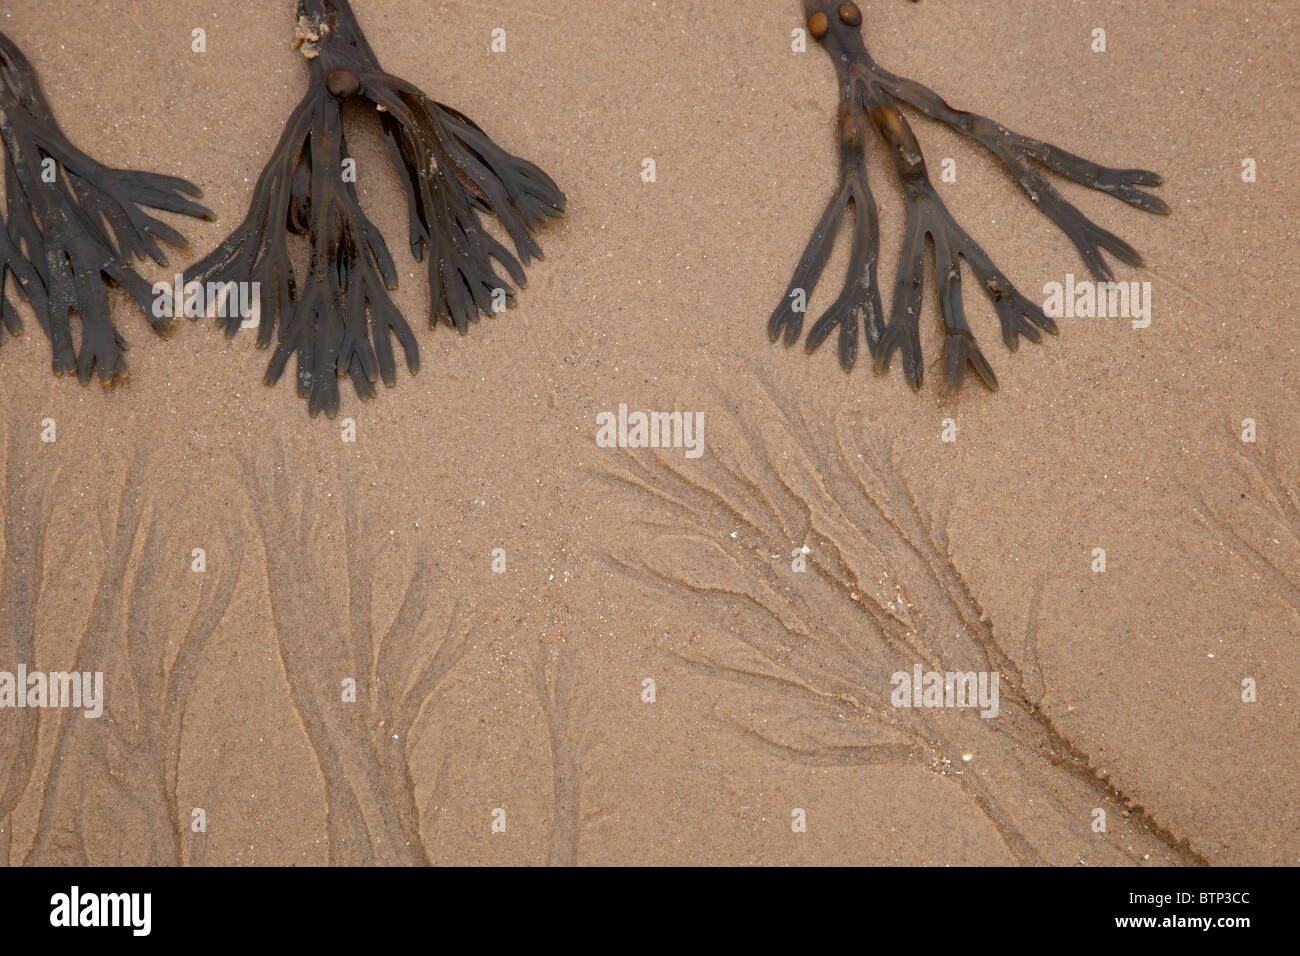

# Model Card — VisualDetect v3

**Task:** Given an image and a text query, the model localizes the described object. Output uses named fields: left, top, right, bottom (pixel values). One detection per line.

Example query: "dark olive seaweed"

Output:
left=770, top=1, right=1170, bottom=392
left=188, top=0, right=565, bottom=419
left=0, top=32, right=212, bottom=384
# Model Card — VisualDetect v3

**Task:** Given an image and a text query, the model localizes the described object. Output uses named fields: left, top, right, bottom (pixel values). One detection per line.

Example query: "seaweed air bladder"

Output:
left=0, top=32, right=212, bottom=385
left=188, top=0, right=566, bottom=419
left=769, top=1, right=1170, bottom=392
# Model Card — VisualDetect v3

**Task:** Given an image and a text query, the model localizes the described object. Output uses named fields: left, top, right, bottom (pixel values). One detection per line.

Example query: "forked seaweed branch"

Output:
left=770, top=2, right=1169, bottom=391
left=188, top=0, right=565, bottom=418
left=0, top=32, right=212, bottom=384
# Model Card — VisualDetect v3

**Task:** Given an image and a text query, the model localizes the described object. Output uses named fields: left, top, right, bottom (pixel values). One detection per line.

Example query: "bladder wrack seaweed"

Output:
left=188, top=0, right=565, bottom=418
left=770, top=2, right=1169, bottom=392
left=0, top=32, right=212, bottom=385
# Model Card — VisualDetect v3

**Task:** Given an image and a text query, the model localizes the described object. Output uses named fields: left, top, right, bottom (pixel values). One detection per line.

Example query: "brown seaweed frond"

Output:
left=187, top=0, right=564, bottom=418
left=771, top=2, right=1168, bottom=392
left=0, top=32, right=212, bottom=384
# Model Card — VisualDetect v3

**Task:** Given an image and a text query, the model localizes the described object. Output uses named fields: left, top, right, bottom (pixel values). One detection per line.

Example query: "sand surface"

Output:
left=0, top=0, right=1296, bottom=865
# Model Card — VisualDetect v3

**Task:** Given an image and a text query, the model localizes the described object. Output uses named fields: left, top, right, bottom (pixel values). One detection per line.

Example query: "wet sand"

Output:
left=0, top=0, right=1296, bottom=864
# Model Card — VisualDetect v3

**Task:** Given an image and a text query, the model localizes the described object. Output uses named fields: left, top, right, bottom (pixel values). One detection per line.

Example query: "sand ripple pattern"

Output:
left=598, top=376, right=1205, bottom=865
